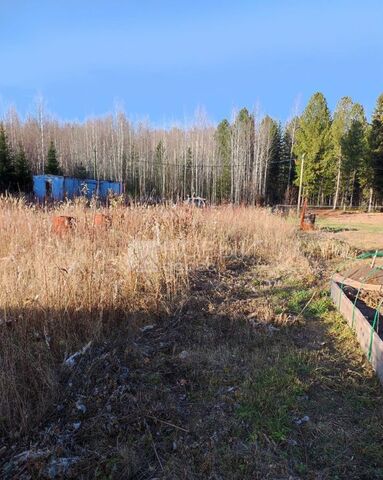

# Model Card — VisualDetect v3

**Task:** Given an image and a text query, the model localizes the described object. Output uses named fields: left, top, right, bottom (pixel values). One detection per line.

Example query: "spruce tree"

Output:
left=369, top=93, right=383, bottom=203
left=294, top=92, right=333, bottom=202
left=45, top=140, right=62, bottom=175
left=283, top=118, right=299, bottom=204
left=215, top=119, right=231, bottom=202
left=14, top=144, right=32, bottom=192
left=331, top=97, right=354, bottom=208
left=0, top=124, right=15, bottom=191
left=266, top=121, right=283, bottom=203
left=73, top=162, right=87, bottom=179
left=341, top=104, right=368, bottom=207
left=129, top=144, right=140, bottom=198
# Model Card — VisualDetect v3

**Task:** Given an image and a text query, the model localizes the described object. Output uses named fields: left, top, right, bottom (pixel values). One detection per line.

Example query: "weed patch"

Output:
left=237, top=351, right=312, bottom=442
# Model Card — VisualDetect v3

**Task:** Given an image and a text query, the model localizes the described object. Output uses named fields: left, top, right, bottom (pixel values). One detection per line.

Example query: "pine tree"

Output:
left=283, top=118, right=299, bottom=204
left=369, top=93, right=383, bottom=203
left=126, top=144, right=139, bottom=197
left=341, top=104, right=368, bottom=207
left=331, top=97, right=354, bottom=208
left=266, top=121, right=283, bottom=203
left=73, top=162, right=87, bottom=179
left=14, top=143, right=32, bottom=192
left=215, top=119, right=231, bottom=202
left=45, top=140, right=62, bottom=175
left=294, top=92, right=333, bottom=202
left=0, top=124, right=15, bottom=191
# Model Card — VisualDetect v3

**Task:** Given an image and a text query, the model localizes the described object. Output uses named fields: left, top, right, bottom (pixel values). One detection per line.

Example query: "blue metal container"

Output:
left=33, top=175, right=123, bottom=202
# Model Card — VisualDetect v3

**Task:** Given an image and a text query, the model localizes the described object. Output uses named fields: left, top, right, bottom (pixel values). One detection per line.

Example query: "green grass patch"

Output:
left=308, top=293, right=334, bottom=317
left=271, top=284, right=334, bottom=320
left=317, top=219, right=383, bottom=233
left=286, top=289, right=312, bottom=314
left=236, top=351, right=312, bottom=442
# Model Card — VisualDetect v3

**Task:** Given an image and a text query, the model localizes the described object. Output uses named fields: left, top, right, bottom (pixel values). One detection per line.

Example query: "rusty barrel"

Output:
left=300, top=213, right=316, bottom=231
left=93, top=213, right=112, bottom=228
left=52, top=215, right=76, bottom=235
left=299, top=199, right=316, bottom=231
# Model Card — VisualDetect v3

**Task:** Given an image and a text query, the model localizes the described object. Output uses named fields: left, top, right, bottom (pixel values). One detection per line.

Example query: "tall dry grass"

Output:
left=0, top=198, right=318, bottom=433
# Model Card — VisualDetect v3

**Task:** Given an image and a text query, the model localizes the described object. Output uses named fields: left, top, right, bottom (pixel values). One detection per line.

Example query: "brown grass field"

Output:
left=1, top=199, right=383, bottom=479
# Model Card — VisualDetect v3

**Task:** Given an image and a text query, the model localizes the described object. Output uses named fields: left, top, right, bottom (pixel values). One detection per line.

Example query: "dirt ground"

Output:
left=312, top=210, right=383, bottom=251
left=2, top=254, right=383, bottom=479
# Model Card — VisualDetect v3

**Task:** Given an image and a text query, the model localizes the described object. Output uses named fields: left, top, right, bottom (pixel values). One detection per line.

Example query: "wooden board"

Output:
left=331, top=280, right=383, bottom=385
left=332, top=272, right=383, bottom=293
left=333, top=259, right=383, bottom=292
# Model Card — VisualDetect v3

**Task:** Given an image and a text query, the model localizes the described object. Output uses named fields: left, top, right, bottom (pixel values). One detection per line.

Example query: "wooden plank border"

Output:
left=330, top=280, right=383, bottom=385
left=332, top=272, right=383, bottom=293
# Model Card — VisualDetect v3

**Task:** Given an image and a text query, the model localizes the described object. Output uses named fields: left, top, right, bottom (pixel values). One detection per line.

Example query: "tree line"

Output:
left=0, top=92, right=382, bottom=207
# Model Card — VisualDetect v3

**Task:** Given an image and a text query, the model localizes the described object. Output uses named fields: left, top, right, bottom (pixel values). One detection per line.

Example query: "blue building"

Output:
left=33, top=175, right=123, bottom=202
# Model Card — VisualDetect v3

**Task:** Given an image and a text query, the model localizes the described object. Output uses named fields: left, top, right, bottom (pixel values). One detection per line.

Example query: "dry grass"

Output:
left=0, top=198, right=315, bottom=433
left=2, top=199, right=381, bottom=479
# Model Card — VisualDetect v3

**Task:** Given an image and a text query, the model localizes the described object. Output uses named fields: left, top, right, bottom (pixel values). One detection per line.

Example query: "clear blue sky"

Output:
left=1, top=0, right=382, bottom=124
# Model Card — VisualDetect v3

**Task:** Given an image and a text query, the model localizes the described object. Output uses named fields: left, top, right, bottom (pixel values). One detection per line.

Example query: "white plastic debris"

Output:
left=75, top=399, right=87, bottom=414
left=293, top=415, right=310, bottom=425
left=140, top=324, right=155, bottom=332
left=178, top=350, right=189, bottom=360
left=64, top=341, right=92, bottom=368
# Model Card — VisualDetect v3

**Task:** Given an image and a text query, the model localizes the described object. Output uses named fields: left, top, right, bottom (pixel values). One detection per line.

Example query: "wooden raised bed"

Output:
left=332, top=264, right=383, bottom=293
left=330, top=279, right=383, bottom=385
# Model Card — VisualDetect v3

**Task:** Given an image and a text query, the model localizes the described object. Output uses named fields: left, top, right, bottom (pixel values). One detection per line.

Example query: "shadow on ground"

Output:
left=1, top=260, right=383, bottom=479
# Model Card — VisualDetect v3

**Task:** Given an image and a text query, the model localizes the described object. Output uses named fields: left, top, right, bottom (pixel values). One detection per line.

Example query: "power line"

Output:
left=125, top=158, right=293, bottom=169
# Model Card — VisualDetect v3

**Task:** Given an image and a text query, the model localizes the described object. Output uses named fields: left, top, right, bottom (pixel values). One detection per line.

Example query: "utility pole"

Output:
left=287, top=116, right=297, bottom=204
left=297, top=153, right=305, bottom=214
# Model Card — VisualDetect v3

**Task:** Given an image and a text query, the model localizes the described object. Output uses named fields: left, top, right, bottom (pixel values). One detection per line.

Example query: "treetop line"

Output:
left=0, top=91, right=382, bottom=207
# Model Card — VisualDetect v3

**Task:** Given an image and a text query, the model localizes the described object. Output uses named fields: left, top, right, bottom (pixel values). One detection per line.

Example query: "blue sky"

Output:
left=0, top=0, right=382, bottom=124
